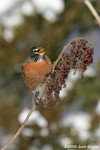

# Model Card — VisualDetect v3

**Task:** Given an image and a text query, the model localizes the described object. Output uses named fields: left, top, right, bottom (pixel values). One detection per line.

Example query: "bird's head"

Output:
left=30, top=47, right=46, bottom=57
left=29, top=47, right=47, bottom=61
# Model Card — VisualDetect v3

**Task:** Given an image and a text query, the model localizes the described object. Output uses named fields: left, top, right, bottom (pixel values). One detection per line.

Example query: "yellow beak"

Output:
left=39, top=48, right=47, bottom=54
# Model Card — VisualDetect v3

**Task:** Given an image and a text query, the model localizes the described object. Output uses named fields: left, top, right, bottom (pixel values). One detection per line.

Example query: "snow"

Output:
left=3, top=28, right=14, bottom=42
left=0, top=0, right=17, bottom=14
left=2, top=14, right=24, bottom=27
left=84, top=66, right=96, bottom=77
left=68, top=69, right=80, bottom=81
left=42, top=10, right=58, bottom=22
left=18, top=108, right=48, bottom=127
left=36, top=115, right=48, bottom=128
left=22, top=127, right=34, bottom=137
left=33, top=0, right=64, bottom=14
left=0, top=0, right=64, bottom=23
left=0, top=0, right=64, bottom=41
left=59, top=136, right=72, bottom=148
left=60, top=69, right=80, bottom=99
left=32, top=0, right=64, bottom=22
left=19, top=109, right=49, bottom=137
left=59, top=86, right=68, bottom=99
left=95, top=99, right=100, bottom=115
left=21, top=1, right=35, bottom=16
left=39, top=128, right=49, bottom=137
left=61, top=111, right=91, bottom=129
left=41, top=145, right=53, bottom=150
left=59, top=66, right=96, bottom=99
left=61, top=111, right=91, bottom=141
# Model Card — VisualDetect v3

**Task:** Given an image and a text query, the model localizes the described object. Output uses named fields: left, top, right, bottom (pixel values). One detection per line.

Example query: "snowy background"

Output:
left=0, top=0, right=100, bottom=150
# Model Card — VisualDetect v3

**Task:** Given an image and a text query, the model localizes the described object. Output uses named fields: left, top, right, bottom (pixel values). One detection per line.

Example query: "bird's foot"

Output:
left=35, top=98, right=41, bottom=105
left=32, top=91, right=41, bottom=105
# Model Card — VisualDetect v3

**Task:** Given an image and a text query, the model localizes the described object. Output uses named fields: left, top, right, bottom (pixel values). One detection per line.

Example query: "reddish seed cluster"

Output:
left=43, top=38, right=94, bottom=109
left=70, top=39, right=94, bottom=78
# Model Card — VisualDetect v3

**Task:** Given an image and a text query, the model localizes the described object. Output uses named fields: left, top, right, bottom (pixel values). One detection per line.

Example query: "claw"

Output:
left=35, top=98, right=41, bottom=105
left=32, top=91, right=40, bottom=105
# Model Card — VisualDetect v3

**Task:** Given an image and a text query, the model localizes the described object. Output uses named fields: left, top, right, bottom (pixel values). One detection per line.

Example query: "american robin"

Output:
left=22, top=47, right=53, bottom=104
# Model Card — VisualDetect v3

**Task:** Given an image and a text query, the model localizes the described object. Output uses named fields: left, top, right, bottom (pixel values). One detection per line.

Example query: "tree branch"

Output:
left=0, top=104, right=37, bottom=150
left=84, top=0, right=100, bottom=26
left=0, top=37, right=93, bottom=150
left=52, top=37, right=85, bottom=71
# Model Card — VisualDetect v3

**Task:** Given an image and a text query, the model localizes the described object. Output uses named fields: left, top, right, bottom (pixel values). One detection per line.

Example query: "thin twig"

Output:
left=52, top=37, right=85, bottom=71
left=0, top=104, right=37, bottom=150
left=84, top=0, right=100, bottom=26
left=0, top=72, right=51, bottom=150
left=0, top=37, right=86, bottom=150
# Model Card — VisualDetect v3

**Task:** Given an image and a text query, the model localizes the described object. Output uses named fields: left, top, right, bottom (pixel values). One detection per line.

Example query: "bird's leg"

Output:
left=35, top=91, right=39, bottom=98
left=32, top=91, right=40, bottom=105
left=32, top=82, right=47, bottom=105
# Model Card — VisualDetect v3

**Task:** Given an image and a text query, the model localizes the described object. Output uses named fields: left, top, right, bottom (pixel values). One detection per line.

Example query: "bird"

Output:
left=22, top=47, right=53, bottom=104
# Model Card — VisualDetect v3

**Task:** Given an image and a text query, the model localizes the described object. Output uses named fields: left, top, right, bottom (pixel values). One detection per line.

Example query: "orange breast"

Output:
left=23, top=59, right=52, bottom=91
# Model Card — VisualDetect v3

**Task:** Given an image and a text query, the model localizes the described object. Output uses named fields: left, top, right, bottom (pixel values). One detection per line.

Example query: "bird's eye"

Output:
left=33, top=49, right=39, bottom=53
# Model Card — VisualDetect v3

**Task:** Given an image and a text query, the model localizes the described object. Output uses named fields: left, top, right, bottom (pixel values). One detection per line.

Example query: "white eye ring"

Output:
left=33, top=48, right=39, bottom=53
left=33, top=49, right=37, bottom=53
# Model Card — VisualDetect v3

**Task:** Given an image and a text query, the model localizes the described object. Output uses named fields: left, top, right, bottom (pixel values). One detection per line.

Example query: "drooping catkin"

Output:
left=44, top=38, right=94, bottom=109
